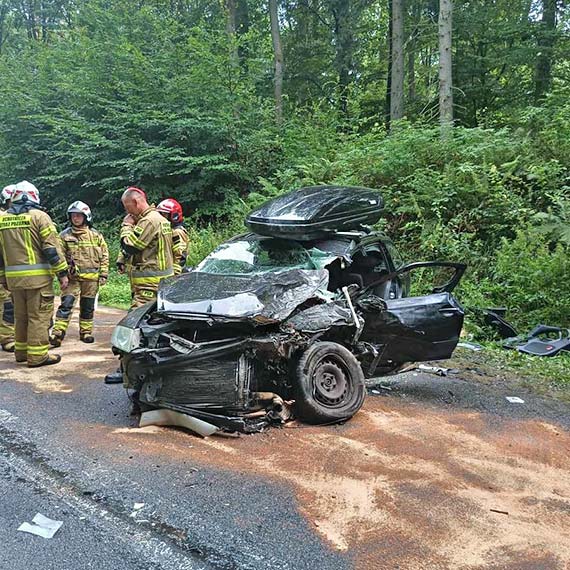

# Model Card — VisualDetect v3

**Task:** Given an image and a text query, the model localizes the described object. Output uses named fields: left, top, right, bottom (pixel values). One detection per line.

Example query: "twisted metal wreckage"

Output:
left=111, top=186, right=466, bottom=435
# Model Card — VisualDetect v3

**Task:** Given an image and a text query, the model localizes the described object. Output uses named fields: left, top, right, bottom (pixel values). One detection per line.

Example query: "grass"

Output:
left=98, top=268, right=130, bottom=310
left=446, top=343, right=570, bottom=402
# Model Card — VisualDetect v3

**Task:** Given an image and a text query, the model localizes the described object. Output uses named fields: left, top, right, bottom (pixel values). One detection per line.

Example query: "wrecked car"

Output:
left=111, top=185, right=466, bottom=432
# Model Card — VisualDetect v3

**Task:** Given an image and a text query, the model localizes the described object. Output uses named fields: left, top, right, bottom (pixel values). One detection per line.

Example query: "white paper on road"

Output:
left=506, top=396, right=525, bottom=404
left=17, top=513, right=63, bottom=539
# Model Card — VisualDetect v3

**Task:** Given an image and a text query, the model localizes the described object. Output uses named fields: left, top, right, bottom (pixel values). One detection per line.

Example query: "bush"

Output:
left=459, top=230, right=570, bottom=331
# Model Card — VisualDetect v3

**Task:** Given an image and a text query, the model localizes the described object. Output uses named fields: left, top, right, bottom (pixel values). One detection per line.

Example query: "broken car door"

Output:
left=357, top=262, right=467, bottom=363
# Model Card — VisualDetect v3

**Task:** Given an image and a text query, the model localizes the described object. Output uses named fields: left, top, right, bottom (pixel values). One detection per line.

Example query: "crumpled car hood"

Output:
left=157, top=269, right=330, bottom=322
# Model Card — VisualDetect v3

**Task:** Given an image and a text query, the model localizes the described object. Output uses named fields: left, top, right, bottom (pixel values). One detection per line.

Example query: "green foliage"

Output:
left=0, top=0, right=568, bottom=341
left=0, top=0, right=282, bottom=220
left=98, top=269, right=131, bottom=310
left=463, top=230, right=570, bottom=330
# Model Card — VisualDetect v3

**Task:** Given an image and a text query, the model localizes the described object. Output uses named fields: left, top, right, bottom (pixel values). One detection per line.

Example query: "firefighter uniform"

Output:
left=0, top=207, right=14, bottom=351
left=0, top=284, right=14, bottom=350
left=120, top=207, right=174, bottom=308
left=0, top=207, right=68, bottom=366
left=172, top=223, right=189, bottom=275
left=51, top=226, right=109, bottom=341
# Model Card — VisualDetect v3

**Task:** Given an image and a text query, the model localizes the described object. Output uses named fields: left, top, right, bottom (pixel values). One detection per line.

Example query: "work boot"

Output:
left=1, top=341, right=15, bottom=353
left=80, top=333, right=95, bottom=344
left=49, top=331, right=64, bottom=347
left=104, top=368, right=123, bottom=384
left=28, top=354, right=62, bottom=368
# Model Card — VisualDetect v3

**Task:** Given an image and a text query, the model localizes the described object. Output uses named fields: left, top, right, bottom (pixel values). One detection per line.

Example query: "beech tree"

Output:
left=534, top=0, right=558, bottom=101
left=269, top=0, right=284, bottom=124
left=390, top=0, right=405, bottom=123
left=438, top=0, right=453, bottom=130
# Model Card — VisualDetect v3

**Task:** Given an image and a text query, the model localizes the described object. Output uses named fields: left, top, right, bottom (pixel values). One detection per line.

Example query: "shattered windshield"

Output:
left=196, top=237, right=316, bottom=275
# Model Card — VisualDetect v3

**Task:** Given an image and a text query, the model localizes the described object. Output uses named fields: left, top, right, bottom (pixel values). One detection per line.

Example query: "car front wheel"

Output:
left=294, top=342, right=366, bottom=424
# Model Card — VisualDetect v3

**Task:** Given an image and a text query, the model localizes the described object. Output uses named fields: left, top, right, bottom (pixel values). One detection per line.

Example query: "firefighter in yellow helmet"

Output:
left=0, top=181, right=68, bottom=367
left=156, top=198, right=189, bottom=275
left=0, top=184, right=15, bottom=352
left=50, top=201, right=109, bottom=346
left=118, top=187, right=174, bottom=308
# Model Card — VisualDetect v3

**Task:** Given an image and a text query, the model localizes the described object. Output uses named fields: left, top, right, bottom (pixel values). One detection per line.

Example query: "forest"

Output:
left=0, top=0, right=569, bottom=331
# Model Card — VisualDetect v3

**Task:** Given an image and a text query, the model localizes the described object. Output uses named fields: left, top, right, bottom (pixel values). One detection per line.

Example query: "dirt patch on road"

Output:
left=101, top=397, right=570, bottom=569
left=0, top=305, right=120, bottom=393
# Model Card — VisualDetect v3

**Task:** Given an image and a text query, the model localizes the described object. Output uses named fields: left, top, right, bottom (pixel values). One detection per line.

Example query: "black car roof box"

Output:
left=245, top=185, right=384, bottom=241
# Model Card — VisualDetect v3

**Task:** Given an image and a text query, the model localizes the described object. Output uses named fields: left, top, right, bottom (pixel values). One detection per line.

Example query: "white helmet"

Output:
left=67, top=200, right=92, bottom=224
left=1, top=184, right=16, bottom=203
left=11, top=181, right=40, bottom=205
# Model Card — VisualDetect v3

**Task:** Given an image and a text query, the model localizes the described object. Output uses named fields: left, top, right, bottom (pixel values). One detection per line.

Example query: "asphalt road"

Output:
left=1, top=306, right=569, bottom=570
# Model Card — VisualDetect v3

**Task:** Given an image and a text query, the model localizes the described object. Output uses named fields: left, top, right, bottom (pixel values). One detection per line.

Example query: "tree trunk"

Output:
left=331, top=0, right=353, bottom=117
left=224, top=0, right=239, bottom=71
left=390, top=0, right=405, bottom=123
left=534, top=0, right=557, bottom=102
left=407, top=39, right=415, bottom=103
left=269, top=0, right=284, bottom=125
left=385, top=0, right=393, bottom=131
left=236, top=0, right=250, bottom=67
left=438, top=0, right=453, bottom=132
left=407, top=1, right=421, bottom=106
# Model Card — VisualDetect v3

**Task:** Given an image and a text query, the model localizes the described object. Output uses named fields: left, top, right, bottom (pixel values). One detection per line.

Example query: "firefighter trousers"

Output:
left=12, top=284, right=55, bottom=366
left=131, top=283, right=158, bottom=309
left=52, top=279, right=99, bottom=337
left=0, top=285, right=14, bottom=346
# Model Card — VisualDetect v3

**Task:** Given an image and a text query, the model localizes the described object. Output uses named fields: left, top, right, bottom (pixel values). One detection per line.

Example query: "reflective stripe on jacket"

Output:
left=60, top=226, right=109, bottom=281
left=0, top=209, right=68, bottom=290
left=120, top=207, right=174, bottom=286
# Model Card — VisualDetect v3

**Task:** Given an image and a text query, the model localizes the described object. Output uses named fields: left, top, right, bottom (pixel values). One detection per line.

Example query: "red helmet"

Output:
left=157, top=198, right=183, bottom=223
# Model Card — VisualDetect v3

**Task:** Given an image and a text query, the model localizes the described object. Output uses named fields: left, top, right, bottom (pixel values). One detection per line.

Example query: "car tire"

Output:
left=294, top=342, right=366, bottom=424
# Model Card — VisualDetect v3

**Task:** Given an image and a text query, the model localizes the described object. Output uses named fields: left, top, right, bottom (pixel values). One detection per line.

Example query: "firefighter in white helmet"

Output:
left=0, top=185, right=16, bottom=352
left=50, top=201, right=109, bottom=346
left=0, top=181, right=68, bottom=367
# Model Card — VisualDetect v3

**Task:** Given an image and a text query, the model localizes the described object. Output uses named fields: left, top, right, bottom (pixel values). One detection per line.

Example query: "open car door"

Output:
left=356, top=262, right=467, bottom=364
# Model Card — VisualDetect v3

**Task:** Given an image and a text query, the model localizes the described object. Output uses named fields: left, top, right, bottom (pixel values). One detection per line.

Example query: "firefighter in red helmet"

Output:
left=156, top=199, right=189, bottom=275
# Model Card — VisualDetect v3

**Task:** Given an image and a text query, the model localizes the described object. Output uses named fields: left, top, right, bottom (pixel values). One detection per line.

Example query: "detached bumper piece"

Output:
left=143, top=403, right=268, bottom=434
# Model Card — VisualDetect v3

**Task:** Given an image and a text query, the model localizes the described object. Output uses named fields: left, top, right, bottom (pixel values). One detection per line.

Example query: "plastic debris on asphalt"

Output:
left=417, top=364, right=458, bottom=376
left=17, top=513, right=63, bottom=539
left=130, top=503, right=146, bottom=518
left=506, top=396, right=525, bottom=404
left=457, top=341, right=484, bottom=351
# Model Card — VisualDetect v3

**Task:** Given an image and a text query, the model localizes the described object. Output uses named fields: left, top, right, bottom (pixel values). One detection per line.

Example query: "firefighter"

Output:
left=117, top=187, right=174, bottom=308
left=49, top=201, right=109, bottom=346
left=0, top=181, right=68, bottom=367
left=104, top=186, right=174, bottom=385
left=156, top=198, right=189, bottom=275
left=0, top=185, right=15, bottom=352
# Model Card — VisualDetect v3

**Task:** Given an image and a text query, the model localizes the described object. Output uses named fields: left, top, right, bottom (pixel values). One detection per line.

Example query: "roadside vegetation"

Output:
left=0, top=1, right=568, bottom=393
